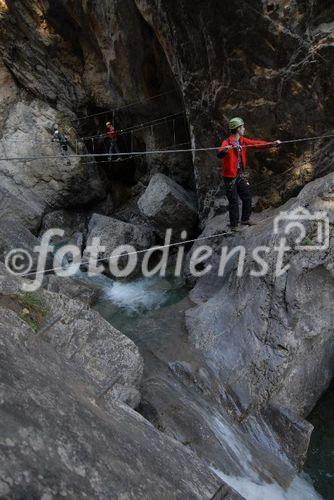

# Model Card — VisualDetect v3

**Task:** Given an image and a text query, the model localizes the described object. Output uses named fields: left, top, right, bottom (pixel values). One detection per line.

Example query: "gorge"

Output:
left=0, top=1, right=333, bottom=499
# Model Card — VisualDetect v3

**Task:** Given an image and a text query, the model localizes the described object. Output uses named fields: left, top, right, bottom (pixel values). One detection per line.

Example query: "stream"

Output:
left=77, top=271, right=329, bottom=500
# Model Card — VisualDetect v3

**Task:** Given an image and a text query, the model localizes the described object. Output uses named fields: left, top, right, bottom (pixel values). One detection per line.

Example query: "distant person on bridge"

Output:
left=106, top=121, right=121, bottom=162
left=217, top=117, right=281, bottom=231
left=52, top=124, right=71, bottom=165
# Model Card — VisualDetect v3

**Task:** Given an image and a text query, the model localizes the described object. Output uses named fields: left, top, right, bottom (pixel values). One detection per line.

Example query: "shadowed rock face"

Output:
left=133, top=0, right=334, bottom=216
left=0, top=0, right=194, bottom=220
left=1, top=0, right=333, bottom=223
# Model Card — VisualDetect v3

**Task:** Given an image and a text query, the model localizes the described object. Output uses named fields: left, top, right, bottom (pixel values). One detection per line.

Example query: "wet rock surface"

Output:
left=116, top=295, right=314, bottom=492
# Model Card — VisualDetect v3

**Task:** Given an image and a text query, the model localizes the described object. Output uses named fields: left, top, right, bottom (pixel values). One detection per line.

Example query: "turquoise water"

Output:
left=89, top=272, right=330, bottom=499
left=304, top=383, right=334, bottom=500
left=93, top=273, right=189, bottom=332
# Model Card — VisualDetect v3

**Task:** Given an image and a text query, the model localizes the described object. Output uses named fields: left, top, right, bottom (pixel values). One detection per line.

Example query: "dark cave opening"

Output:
left=73, top=99, right=193, bottom=213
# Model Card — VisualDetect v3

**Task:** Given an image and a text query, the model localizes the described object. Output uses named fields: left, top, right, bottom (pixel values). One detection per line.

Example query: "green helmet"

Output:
left=229, top=117, right=244, bottom=130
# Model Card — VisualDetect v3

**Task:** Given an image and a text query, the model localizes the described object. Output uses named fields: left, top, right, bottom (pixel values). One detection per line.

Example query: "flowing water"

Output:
left=93, top=274, right=188, bottom=329
left=82, top=272, right=325, bottom=500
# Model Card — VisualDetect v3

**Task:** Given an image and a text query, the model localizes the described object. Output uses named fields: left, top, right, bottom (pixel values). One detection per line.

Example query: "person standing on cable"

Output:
left=52, top=124, right=71, bottom=165
left=217, top=117, right=281, bottom=231
left=106, top=121, right=121, bottom=161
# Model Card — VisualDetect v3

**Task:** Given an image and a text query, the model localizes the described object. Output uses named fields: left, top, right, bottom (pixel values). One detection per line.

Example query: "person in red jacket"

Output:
left=217, top=117, right=281, bottom=230
left=106, top=121, right=121, bottom=161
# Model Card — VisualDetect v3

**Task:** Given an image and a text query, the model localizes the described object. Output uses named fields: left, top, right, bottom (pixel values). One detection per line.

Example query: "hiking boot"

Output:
left=241, top=219, right=257, bottom=226
left=230, top=225, right=242, bottom=233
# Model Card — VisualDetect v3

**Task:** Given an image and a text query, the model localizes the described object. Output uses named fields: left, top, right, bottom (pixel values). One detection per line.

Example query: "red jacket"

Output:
left=107, top=125, right=117, bottom=140
left=218, top=135, right=273, bottom=178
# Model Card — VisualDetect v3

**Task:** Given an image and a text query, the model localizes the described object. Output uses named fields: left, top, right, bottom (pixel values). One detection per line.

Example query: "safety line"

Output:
left=10, top=136, right=328, bottom=279
left=0, top=133, right=331, bottom=162
left=72, top=90, right=177, bottom=122
left=77, top=111, right=186, bottom=142
left=1, top=132, right=333, bottom=163
left=20, top=229, right=232, bottom=278
left=82, top=141, right=192, bottom=165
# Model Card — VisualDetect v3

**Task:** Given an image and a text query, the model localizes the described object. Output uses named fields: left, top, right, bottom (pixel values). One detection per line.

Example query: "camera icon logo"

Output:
left=273, top=206, right=330, bottom=251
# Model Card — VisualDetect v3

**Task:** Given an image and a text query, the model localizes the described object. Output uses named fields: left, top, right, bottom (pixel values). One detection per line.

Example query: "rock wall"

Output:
left=1, top=0, right=333, bottom=224
left=0, top=1, right=333, bottom=497
left=186, top=171, right=334, bottom=419
left=0, top=265, right=241, bottom=499
left=134, top=0, right=334, bottom=217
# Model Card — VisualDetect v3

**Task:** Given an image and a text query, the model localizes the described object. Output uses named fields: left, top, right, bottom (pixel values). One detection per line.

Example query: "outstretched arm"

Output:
left=242, top=137, right=280, bottom=149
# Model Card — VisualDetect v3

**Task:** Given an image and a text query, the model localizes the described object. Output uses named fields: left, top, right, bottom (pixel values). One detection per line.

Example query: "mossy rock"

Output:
left=17, top=292, right=48, bottom=331
left=0, top=292, right=48, bottom=332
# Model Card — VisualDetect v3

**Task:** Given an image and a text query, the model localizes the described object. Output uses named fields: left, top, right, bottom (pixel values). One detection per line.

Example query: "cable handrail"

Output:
left=0, top=133, right=333, bottom=162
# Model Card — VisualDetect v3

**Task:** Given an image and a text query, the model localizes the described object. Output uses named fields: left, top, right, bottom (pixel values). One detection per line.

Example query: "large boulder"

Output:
left=0, top=262, right=143, bottom=408
left=0, top=185, right=41, bottom=233
left=183, top=212, right=230, bottom=286
left=41, top=209, right=89, bottom=237
left=40, top=208, right=90, bottom=247
left=42, top=274, right=102, bottom=307
left=41, top=290, right=144, bottom=408
left=137, top=173, right=198, bottom=239
left=186, top=172, right=334, bottom=419
left=0, top=218, right=53, bottom=273
left=0, top=265, right=240, bottom=499
left=83, top=213, right=156, bottom=277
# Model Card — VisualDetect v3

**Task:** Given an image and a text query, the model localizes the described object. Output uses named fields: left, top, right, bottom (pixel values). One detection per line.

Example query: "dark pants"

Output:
left=60, top=144, right=70, bottom=164
left=109, top=139, right=120, bottom=159
left=223, top=175, right=252, bottom=227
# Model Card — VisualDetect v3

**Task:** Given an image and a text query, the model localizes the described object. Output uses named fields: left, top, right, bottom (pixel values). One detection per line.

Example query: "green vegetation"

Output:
left=16, top=292, right=48, bottom=332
